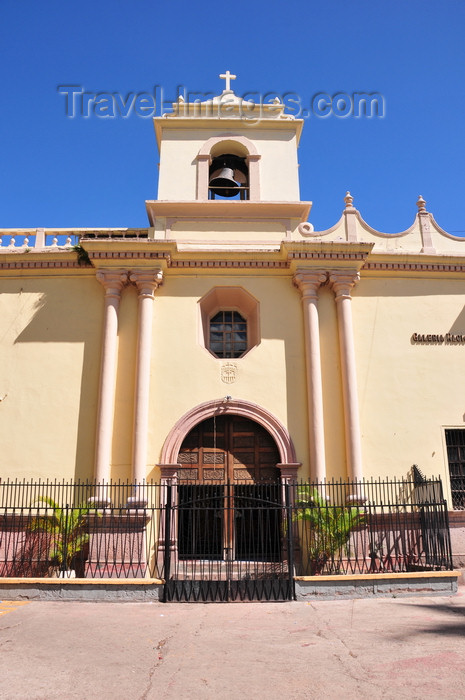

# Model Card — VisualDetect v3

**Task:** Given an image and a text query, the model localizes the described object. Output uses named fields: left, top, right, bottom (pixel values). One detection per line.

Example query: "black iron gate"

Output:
left=162, top=482, right=294, bottom=602
left=413, top=468, right=453, bottom=569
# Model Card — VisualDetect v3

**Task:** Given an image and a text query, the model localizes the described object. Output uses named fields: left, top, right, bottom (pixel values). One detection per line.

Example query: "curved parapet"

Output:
left=296, top=193, right=465, bottom=255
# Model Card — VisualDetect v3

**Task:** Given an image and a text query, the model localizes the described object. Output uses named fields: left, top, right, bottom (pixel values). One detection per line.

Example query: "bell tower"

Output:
left=146, top=72, right=311, bottom=242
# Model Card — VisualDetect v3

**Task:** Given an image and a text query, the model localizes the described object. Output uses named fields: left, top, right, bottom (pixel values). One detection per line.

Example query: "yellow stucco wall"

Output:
left=352, top=274, right=465, bottom=492
left=143, top=273, right=309, bottom=480
left=1, top=262, right=464, bottom=493
left=0, top=273, right=102, bottom=482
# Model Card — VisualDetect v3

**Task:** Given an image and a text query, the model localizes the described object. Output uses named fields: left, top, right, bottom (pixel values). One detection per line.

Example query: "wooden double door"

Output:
left=176, top=415, right=282, bottom=561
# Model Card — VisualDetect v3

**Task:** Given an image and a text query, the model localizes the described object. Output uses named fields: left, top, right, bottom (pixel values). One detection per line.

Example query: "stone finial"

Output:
left=416, top=195, right=427, bottom=213
left=344, top=191, right=354, bottom=209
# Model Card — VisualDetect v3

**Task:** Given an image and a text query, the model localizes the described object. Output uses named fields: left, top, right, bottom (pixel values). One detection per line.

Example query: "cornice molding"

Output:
left=365, top=261, right=465, bottom=273
left=288, top=251, right=368, bottom=261
left=170, top=259, right=288, bottom=269
left=3, top=236, right=465, bottom=278
left=89, top=251, right=170, bottom=260
left=0, top=260, right=81, bottom=270
left=145, top=200, right=311, bottom=226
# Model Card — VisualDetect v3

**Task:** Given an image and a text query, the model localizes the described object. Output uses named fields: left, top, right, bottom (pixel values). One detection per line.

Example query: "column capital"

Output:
left=130, top=269, right=164, bottom=299
left=277, top=463, right=301, bottom=483
left=329, top=270, right=360, bottom=301
left=96, top=269, right=128, bottom=298
left=158, top=464, right=180, bottom=484
left=293, top=269, right=327, bottom=300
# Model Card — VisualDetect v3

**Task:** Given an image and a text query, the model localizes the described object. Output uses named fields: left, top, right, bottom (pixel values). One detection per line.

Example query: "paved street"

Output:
left=1, top=593, right=465, bottom=699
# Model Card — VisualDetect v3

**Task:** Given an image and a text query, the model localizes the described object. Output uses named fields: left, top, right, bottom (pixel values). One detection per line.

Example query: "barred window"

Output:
left=209, top=311, right=247, bottom=359
left=445, top=429, right=465, bottom=510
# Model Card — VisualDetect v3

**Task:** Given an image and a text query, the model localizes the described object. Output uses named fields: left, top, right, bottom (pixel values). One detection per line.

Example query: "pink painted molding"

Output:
left=160, top=398, right=299, bottom=467
left=288, top=251, right=368, bottom=262
left=198, top=286, right=260, bottom=358
left=197, top=135, right=260, bottom=159
left=365, top=262, right=465, bottom=273
left=171, top=260, right=288, bottom=269
left=5, top=255, right=465, bottom=276
left=0, top=261, right=82, bottom=270
left=90, top=252, right=169, bottom=260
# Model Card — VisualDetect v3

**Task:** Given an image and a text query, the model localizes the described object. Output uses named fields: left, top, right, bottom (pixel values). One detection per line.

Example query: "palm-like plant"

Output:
left=28, top=497, right=90, bottom=575
left=294, top=486, right=365, bottom=574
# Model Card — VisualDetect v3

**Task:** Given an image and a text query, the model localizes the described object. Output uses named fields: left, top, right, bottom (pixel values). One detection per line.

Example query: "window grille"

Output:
left=209, top=310, right=247, bottom=358
left=445, top=429, right=465, bottom=509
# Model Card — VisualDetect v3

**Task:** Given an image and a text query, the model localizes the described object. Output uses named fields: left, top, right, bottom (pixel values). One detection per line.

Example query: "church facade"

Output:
left=1, top=78, right=465, bottom=570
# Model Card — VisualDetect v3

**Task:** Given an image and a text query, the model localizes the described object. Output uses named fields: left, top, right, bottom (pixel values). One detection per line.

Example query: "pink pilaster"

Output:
left=93, top=270, right=128, bottom=494
left=329, top=271, right=363, bottom=483
left=196, top=154, right=211, bottom=201
left=246, top=154, right=261, bottom=201
left=130, top=269, right=163, bottom=485
left=293, top=270, right=327, bottom=482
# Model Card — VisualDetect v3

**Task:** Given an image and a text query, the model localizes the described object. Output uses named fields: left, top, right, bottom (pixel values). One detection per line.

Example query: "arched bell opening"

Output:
left=208, top=154, right=249, bottom=200
left=196, top=135, right=261, bottom=201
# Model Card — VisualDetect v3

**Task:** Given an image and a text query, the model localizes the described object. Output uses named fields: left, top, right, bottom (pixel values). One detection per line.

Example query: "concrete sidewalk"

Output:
left=1, top=593, right=464, bottom=700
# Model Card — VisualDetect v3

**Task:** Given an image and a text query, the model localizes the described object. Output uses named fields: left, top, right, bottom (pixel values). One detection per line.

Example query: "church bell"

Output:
left=209, top=154, right=248, bottom=198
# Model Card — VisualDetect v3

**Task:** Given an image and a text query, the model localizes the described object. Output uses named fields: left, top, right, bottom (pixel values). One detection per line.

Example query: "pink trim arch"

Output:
left=159, top=398, right=300, bottom=479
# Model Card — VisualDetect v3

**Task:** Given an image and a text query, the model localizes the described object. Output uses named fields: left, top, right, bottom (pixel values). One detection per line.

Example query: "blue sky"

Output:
left=1, top=0, right=464, bottom=234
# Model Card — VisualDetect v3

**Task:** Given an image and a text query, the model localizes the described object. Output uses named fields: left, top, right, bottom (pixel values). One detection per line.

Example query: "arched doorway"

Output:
left=177, top=415, right=281, bottom=562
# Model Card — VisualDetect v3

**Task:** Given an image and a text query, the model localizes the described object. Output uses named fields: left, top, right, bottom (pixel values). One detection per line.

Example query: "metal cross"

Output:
left=219, top=71, right=236, bottom=92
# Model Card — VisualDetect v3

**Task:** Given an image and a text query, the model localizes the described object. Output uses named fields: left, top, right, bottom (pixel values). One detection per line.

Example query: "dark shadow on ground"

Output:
left=392, top=601, right=465, bottom=639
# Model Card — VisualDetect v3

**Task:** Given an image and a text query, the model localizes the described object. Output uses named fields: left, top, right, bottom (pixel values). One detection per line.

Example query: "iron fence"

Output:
left=0, top=477, right=453, bottom=584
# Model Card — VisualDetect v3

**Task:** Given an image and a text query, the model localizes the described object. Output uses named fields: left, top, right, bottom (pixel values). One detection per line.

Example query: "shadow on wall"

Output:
left=449, top=306, right=465, bottom=334
left=11, top=277, right=102, bottom=481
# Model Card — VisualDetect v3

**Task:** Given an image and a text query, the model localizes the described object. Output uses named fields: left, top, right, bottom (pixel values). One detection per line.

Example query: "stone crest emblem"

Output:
left=221, top=362, right=237, bottom=384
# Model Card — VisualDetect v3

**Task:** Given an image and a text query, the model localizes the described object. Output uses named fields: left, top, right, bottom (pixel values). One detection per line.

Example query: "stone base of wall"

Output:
left=448, top=513, right=465, bottom=568
left=0, top=572, right=459, bottom=603
left=0, top=578, right=164, bottom=602
left=294, top=571, right=460, bottom=601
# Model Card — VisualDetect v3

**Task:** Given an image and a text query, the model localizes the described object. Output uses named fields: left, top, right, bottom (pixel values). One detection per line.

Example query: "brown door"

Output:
left=177, top=415, right=281, bottom=560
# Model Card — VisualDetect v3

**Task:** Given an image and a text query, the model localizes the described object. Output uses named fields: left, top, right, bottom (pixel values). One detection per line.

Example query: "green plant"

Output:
left=28, top=497, right=91, bottom=574
left=294, top=486, right=365, bottom=575
left=72, top=244, right=92, bottom=266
